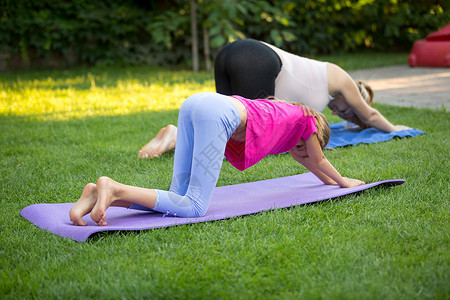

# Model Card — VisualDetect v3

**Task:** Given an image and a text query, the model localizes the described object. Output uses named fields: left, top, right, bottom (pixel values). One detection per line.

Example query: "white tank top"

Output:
left=261, top=41, right=331, bottom=112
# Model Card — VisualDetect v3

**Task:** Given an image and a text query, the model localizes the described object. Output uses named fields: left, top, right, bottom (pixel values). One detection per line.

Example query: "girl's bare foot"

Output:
left=69, top=183, right=97, bottom=226
left=90, top=177, right=120, bottom=226
left=138, top=124, right=177, bottom=158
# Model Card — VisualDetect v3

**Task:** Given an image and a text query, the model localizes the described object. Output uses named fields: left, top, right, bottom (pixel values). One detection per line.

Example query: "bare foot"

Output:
left=69, top=183, right=97, bottom=226
left=90, top=177, right=120, bottom=226
left=138, top=124, right=177, bottom=158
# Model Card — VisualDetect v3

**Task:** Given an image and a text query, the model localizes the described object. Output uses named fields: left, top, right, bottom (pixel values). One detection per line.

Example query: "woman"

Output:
left=138, top=39, right=409, bottom=158
left=70, top=92, right=364, bottom=226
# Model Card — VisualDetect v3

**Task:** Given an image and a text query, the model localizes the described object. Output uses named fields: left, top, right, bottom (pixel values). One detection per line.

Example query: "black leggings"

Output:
left=214, top=39, right=282, bottom=99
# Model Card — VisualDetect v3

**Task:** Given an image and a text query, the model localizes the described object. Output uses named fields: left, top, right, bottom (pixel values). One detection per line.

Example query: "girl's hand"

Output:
left=341, top=177, right=365, bottom=188
left=323, top=179, right=339, bottom=185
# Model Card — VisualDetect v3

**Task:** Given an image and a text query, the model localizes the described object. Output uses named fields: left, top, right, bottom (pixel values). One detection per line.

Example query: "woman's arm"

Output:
left=327, top=64, right=410, bottom=132
left=290, top=134, right=365, bottom=188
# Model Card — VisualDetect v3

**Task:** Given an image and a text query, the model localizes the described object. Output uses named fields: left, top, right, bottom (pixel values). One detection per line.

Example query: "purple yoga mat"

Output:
left=20, top=172, right=404, bottom=242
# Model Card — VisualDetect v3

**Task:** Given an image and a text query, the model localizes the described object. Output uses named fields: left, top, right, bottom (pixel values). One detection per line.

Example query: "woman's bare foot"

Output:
left=90, top=177, right=120, bottom=226
left=69, top=183, right=98, bottom=226
left=138, top=124, right=177, bottom=158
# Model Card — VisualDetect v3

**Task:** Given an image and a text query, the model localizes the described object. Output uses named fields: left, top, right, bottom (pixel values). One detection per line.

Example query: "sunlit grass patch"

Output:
left=0, top=66, right=215, bottom=120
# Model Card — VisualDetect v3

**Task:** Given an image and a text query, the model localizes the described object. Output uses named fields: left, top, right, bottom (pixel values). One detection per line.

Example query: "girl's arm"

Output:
left=327, top=64, right=410, bottom=132
left=289, top=134, right=365, bottom=188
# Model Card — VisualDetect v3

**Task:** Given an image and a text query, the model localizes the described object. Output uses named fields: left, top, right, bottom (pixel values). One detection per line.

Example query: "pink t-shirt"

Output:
left=225, top=96, right=317, bottom=171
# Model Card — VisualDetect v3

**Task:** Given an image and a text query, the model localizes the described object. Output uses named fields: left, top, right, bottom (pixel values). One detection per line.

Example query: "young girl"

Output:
left=70, top=92, right=364, bottom=226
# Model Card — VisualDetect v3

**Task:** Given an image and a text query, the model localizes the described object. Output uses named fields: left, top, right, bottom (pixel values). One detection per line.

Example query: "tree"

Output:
left=190, top=0, right=199, bottom=72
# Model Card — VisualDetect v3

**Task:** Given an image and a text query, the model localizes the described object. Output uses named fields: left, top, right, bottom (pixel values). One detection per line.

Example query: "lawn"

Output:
left=1, top=53, right=448, bottom=299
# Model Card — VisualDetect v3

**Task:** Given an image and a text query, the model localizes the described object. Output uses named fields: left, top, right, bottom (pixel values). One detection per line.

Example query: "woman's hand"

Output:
left=392, top=125, right=411, bottom=131
left=340, top=177, right=365, bottom=188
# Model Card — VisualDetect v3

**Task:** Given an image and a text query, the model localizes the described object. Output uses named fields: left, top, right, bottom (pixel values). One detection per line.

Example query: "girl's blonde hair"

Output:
left=347, top=80, right=374, bottom=128
left=270, top=97, right=330, bottom=150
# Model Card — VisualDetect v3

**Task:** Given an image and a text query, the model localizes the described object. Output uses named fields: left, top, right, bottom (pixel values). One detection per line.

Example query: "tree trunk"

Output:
left=203, top=26, right=211, bottom=71
left=190, top=0, right=199, bottom=72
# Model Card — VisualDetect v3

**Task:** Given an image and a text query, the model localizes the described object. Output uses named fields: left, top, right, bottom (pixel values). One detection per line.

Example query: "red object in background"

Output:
left=408, top=24, right=450, bottom=67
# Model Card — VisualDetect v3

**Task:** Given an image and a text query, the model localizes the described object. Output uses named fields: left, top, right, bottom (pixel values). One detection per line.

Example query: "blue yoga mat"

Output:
left=327, top=122, right=425, bottom=148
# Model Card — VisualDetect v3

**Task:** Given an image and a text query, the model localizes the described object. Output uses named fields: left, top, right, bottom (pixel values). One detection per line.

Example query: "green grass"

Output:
left=1, top=53, right=449, bottom=299
left=314, top=51, right=409, bottom=70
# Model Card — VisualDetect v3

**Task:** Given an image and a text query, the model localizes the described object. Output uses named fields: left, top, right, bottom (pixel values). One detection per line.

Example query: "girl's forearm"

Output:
left=295, top=155, right=354, bottom=188
left=300, top=134, right=353, bottom=187
left=311, top=157, right=366, bottom=188
left=296, top=155, right=341, bottom=186
left=304, top=163, right=337, bottom=185
left=312, top=169, right=336, bottom=185
left=314, top=158, right=350, bottom=187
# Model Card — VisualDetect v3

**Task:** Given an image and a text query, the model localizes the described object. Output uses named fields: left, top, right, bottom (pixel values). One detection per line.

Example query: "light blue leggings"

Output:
left=131, top=92, right=241, bottom=217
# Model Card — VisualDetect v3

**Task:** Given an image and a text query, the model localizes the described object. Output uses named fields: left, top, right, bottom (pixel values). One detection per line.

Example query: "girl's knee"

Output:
left=154, top=190, right=209, bottom=218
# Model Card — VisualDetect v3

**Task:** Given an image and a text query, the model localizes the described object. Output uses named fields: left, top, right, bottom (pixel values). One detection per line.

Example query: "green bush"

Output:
left=283, top=0, right=448, bottom=54
left=0, top=0, right=447, bottom=70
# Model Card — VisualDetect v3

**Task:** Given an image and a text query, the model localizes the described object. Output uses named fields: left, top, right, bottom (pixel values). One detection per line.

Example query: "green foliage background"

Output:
left=0, top=0, right=448, bottom=69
